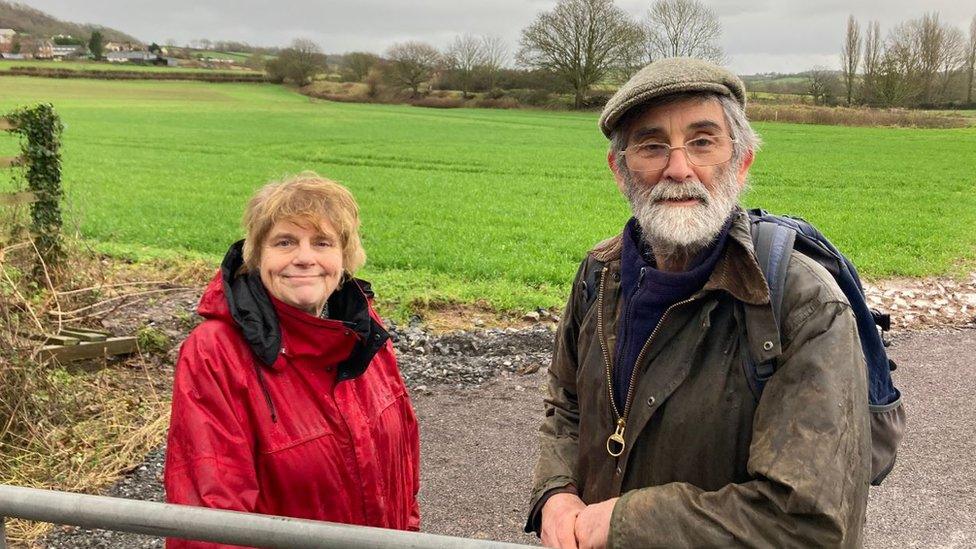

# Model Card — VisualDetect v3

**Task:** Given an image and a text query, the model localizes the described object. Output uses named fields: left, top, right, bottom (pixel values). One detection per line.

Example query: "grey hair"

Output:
left=609, top=91, right=761, bottom=175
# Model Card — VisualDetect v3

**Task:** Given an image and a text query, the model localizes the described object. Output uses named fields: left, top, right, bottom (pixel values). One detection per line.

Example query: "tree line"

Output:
left=835, top=12, right=976, bottom=108
left=264, top=0, right=725, bottom=109
left=239, top=1, right=976, bottom=111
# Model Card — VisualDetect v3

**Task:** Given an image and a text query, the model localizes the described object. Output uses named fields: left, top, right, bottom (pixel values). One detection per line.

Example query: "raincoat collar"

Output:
left=204, top=240, right=390, bottom=381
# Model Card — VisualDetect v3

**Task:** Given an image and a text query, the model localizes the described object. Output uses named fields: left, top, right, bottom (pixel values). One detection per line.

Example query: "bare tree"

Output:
left=876, top=22, right=922, bottom=107
left=862, top=20, right=882, bottom=103
left=807, top=66, right=837, bottom=105
left=266, top=38, right=326, bottom=86
left=642, top=0, right=725, bottom=64
left=480, top=35, right=509, bottom=90
left=385, top=41, right=442, bottom=97
left=445, top=35, right=485, bottom=98
left=914, top=12, right=958, bottom=104
left=967, top=15, right=976, bottom=103
left=936, top=27, right=965, bottom=102
left=517, top=0, right=641, bottom=109
left=245, top=51, right=265, bottom=71
left=342, top=51, right=381, bottom=82
left=840, top=15, right=861, bottom=106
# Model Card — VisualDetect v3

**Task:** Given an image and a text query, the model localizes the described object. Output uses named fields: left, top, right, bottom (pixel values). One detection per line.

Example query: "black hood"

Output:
left=219, top=240, right=390, bottom=381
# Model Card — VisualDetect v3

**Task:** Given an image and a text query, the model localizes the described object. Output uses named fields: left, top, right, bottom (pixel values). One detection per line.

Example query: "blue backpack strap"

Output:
left=744, top=209, right=795, bottom=398
left=750, top=213, right=795, bottom=327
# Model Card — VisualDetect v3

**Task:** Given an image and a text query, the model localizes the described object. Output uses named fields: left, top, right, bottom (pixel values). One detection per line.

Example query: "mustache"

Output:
left=648, top=179, right=710, bottom=204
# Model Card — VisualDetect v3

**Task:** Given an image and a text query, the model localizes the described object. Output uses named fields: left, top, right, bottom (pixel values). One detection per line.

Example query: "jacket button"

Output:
left=612, top=272, right=620, bottom=282
left=647, top=396, right=656, bottom=407
left=763, top=340, right=774, bottom=351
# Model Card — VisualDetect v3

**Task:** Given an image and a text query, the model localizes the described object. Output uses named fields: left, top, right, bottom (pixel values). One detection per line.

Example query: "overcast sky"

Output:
left=17, top=0, right=976, bottom=75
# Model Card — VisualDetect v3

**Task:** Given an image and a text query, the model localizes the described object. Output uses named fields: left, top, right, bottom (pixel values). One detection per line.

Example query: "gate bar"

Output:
left=0, top=484, right=533, bottom=549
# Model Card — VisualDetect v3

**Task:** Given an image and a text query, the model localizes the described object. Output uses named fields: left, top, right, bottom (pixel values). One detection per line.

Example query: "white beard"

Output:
left=625, top=166, right=741, bottom=256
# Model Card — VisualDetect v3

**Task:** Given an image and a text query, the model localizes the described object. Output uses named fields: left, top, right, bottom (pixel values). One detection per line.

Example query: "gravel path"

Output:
left=41, top=327, right=976, bottom=548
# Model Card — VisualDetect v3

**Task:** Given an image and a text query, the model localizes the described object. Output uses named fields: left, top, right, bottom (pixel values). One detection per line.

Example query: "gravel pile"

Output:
left=390, top=321, right=556, bottom=390
left=864, top=274, right=976, bottom=330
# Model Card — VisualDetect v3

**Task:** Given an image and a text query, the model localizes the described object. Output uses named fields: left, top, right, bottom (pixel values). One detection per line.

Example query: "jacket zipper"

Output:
left=597, top=266, right=694, bottom=457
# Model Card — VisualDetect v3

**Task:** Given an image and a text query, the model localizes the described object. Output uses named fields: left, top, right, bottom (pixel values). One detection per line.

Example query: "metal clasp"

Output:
left=606, top=418, right=626, bottom=457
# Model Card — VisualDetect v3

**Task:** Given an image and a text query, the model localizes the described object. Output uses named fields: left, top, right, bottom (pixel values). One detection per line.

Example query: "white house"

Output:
left=0, top=29, right=16, bottom=53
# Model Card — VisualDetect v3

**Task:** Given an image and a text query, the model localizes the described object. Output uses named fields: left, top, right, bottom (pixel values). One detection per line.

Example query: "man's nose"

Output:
left=660, top=146, right=695, bottom=182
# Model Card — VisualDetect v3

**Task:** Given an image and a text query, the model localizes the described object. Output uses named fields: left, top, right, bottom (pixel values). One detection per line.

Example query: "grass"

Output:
left=1, top=76, right=975, bottom=315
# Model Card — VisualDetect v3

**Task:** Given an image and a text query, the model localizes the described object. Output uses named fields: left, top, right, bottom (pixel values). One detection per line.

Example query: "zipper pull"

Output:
left=637, top=267, right=646, bottom=289
left=607, top=417, right=626, bottom=457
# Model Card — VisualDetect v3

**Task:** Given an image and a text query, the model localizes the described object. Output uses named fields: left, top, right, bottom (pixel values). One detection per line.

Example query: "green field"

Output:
left=1, top=76, right=975, bottom=313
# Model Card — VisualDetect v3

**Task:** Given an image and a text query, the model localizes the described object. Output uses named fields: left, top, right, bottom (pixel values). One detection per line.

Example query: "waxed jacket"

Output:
left=528, top=208, right=872, bottom=548
left=165, top=242, right=420, bottom=549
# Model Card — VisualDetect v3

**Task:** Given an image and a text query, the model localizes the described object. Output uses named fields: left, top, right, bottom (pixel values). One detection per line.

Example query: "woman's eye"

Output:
left=274, top=239, right=293, bottom=247
left=315, top=240, right=333, bottom=248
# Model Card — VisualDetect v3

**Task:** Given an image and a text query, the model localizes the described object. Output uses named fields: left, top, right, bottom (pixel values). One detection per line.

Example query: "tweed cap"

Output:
left=599, top=57, right=746, bottom=138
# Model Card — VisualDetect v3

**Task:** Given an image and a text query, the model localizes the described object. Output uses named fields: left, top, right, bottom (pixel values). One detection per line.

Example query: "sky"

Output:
left=13, top=0, right=976, bottom=75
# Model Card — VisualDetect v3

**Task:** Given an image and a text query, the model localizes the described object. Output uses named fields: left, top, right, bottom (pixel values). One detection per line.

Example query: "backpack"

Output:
left=579, top=210, right=905, bottom=486
left=746, top=209, right=904, bottom=485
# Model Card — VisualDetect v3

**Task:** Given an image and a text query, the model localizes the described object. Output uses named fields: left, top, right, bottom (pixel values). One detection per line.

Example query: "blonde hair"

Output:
left=241, top=171, right=366, bottom=275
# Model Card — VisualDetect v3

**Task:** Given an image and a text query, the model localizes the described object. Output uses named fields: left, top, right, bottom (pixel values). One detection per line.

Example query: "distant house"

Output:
left=104, top=41, right=137, bottom=53
left=106, top=50, right=160, bottom=63
left=20, top=38, right=54, bottom=59
left=51, top=44, right=85, bottom=59
left=0, top=28, right=16, bottom=54
left=0, top=52, right=26, bottom=60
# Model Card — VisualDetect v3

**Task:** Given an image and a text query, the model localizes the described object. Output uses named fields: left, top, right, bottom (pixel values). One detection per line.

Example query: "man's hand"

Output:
left=541, top=492, right=587, bottom=548
left=574, top=497, right=618, bottom=549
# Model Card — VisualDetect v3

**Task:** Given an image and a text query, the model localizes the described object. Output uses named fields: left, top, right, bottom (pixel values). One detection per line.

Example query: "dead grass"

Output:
left=0, top=213, right=207, bottom=544
left=406, top=298, right=558, bottom=334
left=747, top=104, right=972, bottom=128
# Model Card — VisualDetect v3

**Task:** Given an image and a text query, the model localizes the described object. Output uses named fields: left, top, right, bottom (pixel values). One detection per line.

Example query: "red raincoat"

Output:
left=165, top=247, right=419, bottom=549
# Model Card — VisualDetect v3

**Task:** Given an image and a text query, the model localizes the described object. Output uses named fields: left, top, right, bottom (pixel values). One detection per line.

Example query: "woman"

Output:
left=164, top=172, right=420, bottom=547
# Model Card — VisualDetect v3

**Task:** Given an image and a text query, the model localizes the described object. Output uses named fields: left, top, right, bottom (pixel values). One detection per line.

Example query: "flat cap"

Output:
left=599, top=57, right=746, bottom=138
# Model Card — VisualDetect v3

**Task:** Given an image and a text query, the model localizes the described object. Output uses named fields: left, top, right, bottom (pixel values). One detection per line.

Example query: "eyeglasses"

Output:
left=619, top=135, right=737, bottom=172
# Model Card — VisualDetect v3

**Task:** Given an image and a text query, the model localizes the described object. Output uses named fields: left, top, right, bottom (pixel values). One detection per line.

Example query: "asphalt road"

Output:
left=416, top=328, right=976, bottom=547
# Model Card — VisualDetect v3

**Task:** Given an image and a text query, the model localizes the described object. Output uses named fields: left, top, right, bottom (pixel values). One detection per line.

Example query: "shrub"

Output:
left=509, top=88, right=553, bottom=107
left=747, top=104, right=970, bottom=129
left=473, top=97, right=520, bottom=109
left=581, top=92, right=612, bottom=109
left=410, top=96, right=466, bottom=109
left=136, top=324, right=171, bottom=354
left=365, top=67, right=384, bottom=99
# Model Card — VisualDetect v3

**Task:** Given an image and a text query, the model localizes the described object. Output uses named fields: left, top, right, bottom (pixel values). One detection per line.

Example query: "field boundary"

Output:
left=2, top=66, right=266, bottom=83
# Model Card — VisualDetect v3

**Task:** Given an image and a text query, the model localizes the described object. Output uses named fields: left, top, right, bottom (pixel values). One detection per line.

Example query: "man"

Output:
left=525, top=57, right=871, bottom=548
